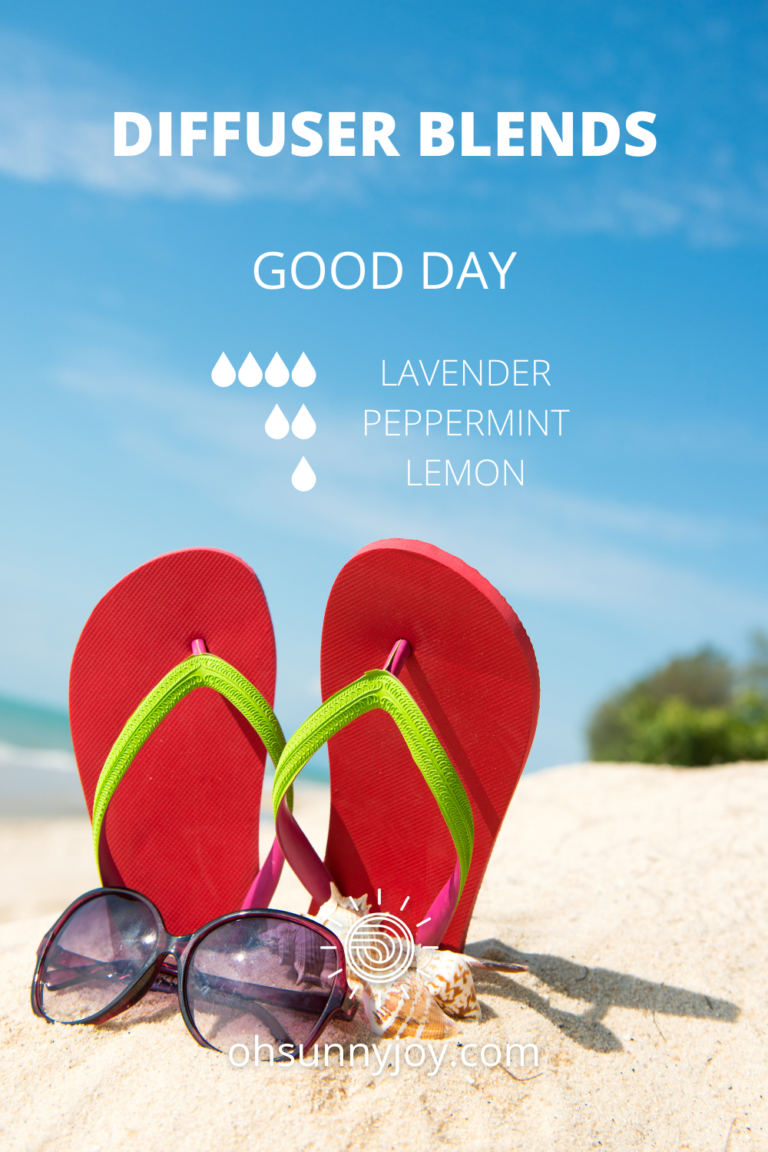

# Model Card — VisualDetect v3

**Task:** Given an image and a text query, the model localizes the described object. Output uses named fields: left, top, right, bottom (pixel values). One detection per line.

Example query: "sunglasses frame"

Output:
left=31, top=887, right=357, bottom=1054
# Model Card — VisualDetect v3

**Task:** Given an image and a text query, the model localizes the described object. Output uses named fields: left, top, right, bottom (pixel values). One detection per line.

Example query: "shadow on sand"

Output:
left=465, top=938, right=740, bottom=1053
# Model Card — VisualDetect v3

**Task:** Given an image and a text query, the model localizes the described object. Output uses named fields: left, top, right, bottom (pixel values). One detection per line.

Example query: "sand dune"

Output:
left=1, top=763, right=766, bottom=1151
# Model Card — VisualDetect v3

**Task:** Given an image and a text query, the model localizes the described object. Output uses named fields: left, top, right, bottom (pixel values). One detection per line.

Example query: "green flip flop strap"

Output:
left=272, top=668, right=474, bottom=900
left=91, top=653, right=286, bottom=872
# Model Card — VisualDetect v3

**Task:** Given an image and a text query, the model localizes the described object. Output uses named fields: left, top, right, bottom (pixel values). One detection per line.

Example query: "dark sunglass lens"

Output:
left=186, top=918, right=340, bottom=1054
left=39, top=893, right=158, bottom=1023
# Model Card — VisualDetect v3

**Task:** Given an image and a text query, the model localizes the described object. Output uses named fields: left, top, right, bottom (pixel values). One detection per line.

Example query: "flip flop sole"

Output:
left=320, top=539, right=539, bottom=951
left=69, top=548, right=276, bottom=935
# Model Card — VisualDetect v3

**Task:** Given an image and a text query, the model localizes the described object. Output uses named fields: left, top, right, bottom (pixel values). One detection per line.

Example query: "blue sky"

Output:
left=0, top=0, right=766, bottom=769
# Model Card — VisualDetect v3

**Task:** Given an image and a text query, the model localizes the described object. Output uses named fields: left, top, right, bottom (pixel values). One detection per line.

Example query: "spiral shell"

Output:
left=416, top=948, right=481, bottom=1020
left=309, top=885, right=483, bottom=1038
left=261, top=924, right=321, bottom=987
left=293, top=925, right=326, bottom=988
left=314, top=885, right=371, bottom=940
left=263, top=925, right=297, bottom=968
left=362, top=972, right=456, bottom=1040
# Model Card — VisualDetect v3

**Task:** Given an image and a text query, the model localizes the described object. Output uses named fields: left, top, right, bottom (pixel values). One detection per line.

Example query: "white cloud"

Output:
left=0, top=30, right=364, bottom=203
left=0, top=31, right=236, bottom=198
left=2, top=26, right=768, bottom=244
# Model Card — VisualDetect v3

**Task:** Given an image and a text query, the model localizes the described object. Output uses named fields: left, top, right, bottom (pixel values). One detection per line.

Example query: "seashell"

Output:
left=313, top=883, right=371, bottom=970
left=263, top=924, right=297, bottom=965
left=308, top=884, right=528, bottom=1038
left=312, top=887, right=371, bottom=999
left=276, top=928, right=297, bottom=968
left=415, top=948, right=481, bottom=1021
left=362, top=972, right=456, bottom=1041
left=293, top=926, right=326, bottom=988
left=261, top=925, right=300, bottom=983
left=314, top=884, right=370, bottom=936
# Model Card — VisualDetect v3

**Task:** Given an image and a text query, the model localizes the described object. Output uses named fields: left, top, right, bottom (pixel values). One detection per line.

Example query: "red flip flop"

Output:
left=273, top=539, right=539, bottom=952
left=69, top=548, right=286, bottom=936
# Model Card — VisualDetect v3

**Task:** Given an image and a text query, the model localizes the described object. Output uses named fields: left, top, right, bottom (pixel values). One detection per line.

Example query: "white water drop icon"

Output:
left=238, top=353, right=262, bottom=387
left=265, top=353, right=289, bottom=387
left=291, top=404, right=316, bottom=439
left=265, top=404, right=290, bottom=439
left=291, top=457, right=316, bottom=491
left=292, top=353, right=316, bottom=387
left=211, top=353, right=236, bottom=387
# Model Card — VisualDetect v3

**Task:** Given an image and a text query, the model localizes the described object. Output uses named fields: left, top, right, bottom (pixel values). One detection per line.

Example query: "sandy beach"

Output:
left=1, top=762, right=766, bottom=1151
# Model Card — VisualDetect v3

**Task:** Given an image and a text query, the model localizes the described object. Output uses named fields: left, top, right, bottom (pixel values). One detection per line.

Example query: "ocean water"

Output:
left=0, top=695, right=72, bottom=751
left=0, top=694, right=329, bottom=818
left=0, top=695, right=82, bottom=817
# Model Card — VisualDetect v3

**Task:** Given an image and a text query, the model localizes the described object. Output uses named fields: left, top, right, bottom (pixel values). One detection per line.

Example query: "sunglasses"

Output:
left=31, top=888, right=357, bottom=1056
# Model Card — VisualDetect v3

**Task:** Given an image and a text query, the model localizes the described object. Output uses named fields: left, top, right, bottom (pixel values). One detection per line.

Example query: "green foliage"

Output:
left=587, top=641, right=768, bottom=766
left=741, top=629, right=768, bottom=697
left=633, top=647, right=732, bottom=707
